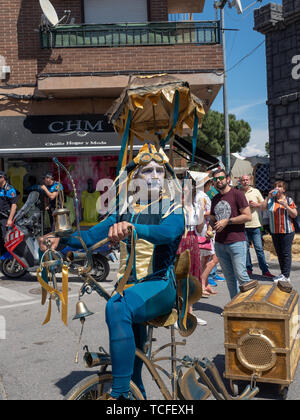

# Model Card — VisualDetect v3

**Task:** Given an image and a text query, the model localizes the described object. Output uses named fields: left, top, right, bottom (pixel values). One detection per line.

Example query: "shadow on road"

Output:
left=193, top=301, right=223, bottom=315
left=55, top=371, right=96, bottom=397
left=212, top=354, right=287, bottom=400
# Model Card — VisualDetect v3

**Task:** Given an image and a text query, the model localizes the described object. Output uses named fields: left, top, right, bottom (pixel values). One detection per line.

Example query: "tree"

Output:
left=190, top=110, right=251, bottom=156
left=265, top=141, right=269, bottom=155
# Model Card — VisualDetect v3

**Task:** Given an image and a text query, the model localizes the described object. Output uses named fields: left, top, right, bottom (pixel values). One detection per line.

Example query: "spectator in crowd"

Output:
left=0, top=171, right=18, bottom=256
left=205, top=178, right=219, bottom=200
left=196, top=179, right=221, bottom=295
left=240, top=174, right=274, bottom=278
left=261, top=180, right=298, bottom=283
left=203, top=179, right=225, bottom=285
left=177, top=174, right=207, bottom=325
left=40, top=172, right=64, bottom=228
left=210, top=169, right=252, bottom=299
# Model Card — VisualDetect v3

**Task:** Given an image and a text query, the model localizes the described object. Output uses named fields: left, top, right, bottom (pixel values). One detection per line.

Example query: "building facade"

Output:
left=0, top=0, right=223, bottom=221
left=254, top=0, right=300, bottom=206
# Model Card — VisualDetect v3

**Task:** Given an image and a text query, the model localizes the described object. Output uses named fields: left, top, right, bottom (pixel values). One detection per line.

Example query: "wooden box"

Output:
left=223, top=283, right=300, bottom=387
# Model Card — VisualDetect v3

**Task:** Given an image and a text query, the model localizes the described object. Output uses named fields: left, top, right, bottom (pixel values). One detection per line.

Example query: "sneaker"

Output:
left=208, top=278, right=218, bottom=287
left=196, top=317, right=207, bottom=326
left=273, top=274, right=285, bottom=283
left=215, top=275, right=225, bottom=281
left=263, top=271, right=275, bottom=278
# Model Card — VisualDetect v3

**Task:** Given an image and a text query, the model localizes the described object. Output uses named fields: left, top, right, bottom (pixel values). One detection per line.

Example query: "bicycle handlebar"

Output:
left=66, top=237, right=110, bottom=263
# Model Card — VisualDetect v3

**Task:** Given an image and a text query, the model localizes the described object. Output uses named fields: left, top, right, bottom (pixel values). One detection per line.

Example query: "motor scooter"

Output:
left=0, top=191, right=117, bottom=281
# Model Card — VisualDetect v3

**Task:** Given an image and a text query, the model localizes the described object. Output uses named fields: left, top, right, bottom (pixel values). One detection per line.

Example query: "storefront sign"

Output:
left=0, top=114, right=139, bottom=155
left=24, top=114, right=113, bottom=134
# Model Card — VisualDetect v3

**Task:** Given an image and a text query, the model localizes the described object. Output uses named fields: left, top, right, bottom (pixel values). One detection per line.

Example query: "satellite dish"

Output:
left=231, top=0, right=243, bottom=14
left=39, top=0, right=59, bottom=26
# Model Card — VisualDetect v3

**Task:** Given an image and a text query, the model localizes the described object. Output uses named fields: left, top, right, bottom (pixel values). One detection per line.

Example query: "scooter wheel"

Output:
left=0, top=259, right=27, bottom=278
left=91, top=255, right=110, bottom=282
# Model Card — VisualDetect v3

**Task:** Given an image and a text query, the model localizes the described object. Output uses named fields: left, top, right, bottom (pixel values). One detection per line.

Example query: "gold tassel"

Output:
left=42, top=298, right=52, bottom=325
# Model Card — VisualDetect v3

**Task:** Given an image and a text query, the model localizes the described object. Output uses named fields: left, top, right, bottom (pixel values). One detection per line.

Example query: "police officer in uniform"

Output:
left=40, top=172, right=63, bottom=228
left=0, top=171, right=18, bottom=255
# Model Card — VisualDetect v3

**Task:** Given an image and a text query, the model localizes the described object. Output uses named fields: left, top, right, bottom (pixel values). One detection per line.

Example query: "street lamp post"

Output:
left=214, top=0, right=231, bottom=174
left=220, top=7, right=231, bottom=174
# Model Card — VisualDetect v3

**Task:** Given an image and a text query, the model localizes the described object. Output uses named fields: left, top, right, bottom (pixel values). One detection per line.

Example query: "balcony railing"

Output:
left=40, top=21, right=220, bottom=49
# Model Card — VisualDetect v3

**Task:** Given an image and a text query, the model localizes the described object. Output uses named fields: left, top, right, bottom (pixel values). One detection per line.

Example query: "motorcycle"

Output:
left=0, top=191, right=118, bottom=281
left=60, top=242, right=118, bottom=282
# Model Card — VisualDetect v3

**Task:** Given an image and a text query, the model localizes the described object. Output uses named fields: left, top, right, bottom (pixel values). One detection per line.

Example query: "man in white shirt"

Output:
left=240, top=175, right=274, bottom=278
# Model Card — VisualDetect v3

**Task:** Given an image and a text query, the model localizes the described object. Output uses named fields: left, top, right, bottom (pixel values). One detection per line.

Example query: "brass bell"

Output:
left=53, top=208, right=73, bottom=237
left=73, top=300, right=94, bottom=364
left=73, top=300, right=94, bottom=320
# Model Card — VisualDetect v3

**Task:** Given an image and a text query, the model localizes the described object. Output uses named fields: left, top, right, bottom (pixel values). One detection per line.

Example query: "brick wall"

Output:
left=37, top=44, right=223, bottom=76
left=168, top=0, right=204, bottom=14
left=282, top=0, right=300, bottom=17
left=0, top=0, right=82, bottom=86
left=1, top=0, right=222, bottom=86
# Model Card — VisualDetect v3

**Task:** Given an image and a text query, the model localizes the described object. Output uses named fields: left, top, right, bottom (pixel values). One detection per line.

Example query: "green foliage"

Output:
left=194, top=110, right=251, bottom=156
left=265, top=141, right=269, bottom=155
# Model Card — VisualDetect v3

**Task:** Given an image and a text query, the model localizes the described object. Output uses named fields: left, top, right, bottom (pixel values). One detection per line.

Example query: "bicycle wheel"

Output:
left=66, top=372, right=144, bottom=400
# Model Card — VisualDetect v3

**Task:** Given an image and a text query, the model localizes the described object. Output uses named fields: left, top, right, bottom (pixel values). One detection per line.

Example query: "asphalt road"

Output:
left=0, top=252, right=300, bottom=400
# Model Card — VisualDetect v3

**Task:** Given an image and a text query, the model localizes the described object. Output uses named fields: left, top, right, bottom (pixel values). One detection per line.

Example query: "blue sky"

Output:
left=196, top=0, right=282, bottom=157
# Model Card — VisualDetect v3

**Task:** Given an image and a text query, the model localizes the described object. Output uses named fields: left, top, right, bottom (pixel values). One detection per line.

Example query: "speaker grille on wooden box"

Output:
left=237, top=332, right=276, bottom=372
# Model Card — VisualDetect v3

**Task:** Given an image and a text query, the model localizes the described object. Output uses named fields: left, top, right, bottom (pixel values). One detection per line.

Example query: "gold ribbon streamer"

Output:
left=43, top=296, right=52, bottom=326
left=36, top=264, right=69, bottom=326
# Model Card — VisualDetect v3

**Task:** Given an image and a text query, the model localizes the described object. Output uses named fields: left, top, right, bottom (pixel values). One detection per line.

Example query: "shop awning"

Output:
left=174, top=135, right=219, bottom=168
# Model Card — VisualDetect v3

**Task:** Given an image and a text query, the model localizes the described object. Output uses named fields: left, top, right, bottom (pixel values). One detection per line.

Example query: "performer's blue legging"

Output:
left=105, top=277, right=176, bottom=399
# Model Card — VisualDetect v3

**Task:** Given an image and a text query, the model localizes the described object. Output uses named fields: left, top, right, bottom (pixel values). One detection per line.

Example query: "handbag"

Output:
left=287, top=197, right=300, bottom=232
left=197, top=236, right=212, bottom=251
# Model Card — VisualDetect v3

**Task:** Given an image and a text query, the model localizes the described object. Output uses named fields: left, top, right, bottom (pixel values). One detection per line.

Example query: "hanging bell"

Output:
left=53, top=207, right=73, bottom=237
left=73, top=300, right=94, bottom=320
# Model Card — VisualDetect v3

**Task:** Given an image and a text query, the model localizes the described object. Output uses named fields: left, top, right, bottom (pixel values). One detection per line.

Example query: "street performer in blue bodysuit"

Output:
left=40, top=144, right=185, bottom=399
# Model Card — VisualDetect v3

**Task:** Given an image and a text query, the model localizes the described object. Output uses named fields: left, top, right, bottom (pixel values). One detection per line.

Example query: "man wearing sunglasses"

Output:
left=0, top=171, right=18, bottom=256
left=210, top=169, right=252, bottom=299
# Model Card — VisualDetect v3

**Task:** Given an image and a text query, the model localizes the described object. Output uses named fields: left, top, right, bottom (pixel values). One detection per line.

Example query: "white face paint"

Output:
left=134, top=161, right=165, bottom=202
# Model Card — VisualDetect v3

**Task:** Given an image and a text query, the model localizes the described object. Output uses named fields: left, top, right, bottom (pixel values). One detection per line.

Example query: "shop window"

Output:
left=84, top=0, right=148, bottom=24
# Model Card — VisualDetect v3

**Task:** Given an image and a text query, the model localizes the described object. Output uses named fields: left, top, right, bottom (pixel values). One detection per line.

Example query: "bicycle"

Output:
left=63, top=244, right=259, bottom=401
